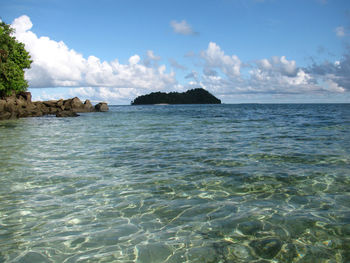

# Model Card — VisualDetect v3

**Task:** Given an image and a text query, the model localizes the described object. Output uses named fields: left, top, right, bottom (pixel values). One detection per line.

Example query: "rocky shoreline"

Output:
left=0, top=92, right=108, bottom=121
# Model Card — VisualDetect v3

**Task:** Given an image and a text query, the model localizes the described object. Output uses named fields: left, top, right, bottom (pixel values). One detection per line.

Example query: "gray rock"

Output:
left=95, top=102, right=109, bottom=112
left=0, top=111, right=11, bottom=120
left=0, top=100, right=5, bottom=112
left=4, top=99, right=16, bottom=112
left=71, top=97, right=83, bottom=109
left=0, top=92, right=107, bottom=121
left=57, top=99, right=64, bottom=107
left=82, top=99, right=94, bottom=112
left=17, top=91, right=32, bottom=102
left=43, top=100, right=58, bottom=107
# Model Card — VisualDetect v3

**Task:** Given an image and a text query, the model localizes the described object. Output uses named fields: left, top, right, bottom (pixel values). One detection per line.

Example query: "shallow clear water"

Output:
left=0, top=104, right=350, bottom=262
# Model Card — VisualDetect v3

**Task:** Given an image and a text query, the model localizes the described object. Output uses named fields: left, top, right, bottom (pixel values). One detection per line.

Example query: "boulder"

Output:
left=56, top=110, right=79, bottom=117
left=9, top=111, right=18, bottom=119
left=57, top=99, right=64, bottom=107
left=43, top=100, right=58, bottom=108
left=95, top=102, right=109, bottom=112
left=0, top=100, right=5, bottom=112
left=0, top=111, right=11, bottom=120
left=0, top=92, right=108, bottom=120
left=82, top=100, right=94, bottom=112
left=14, top=97, right=27, bottom=109
left=63, top=99, right=72, bottom=110
left=71, top=97, right=83, bottom=109
left=34, top=102, right=50, bottom=115
left=17, top=92, right=32, bottom=102
left=49, top=107, right=59, bottom=114
left=4, top=99, right=16, bottom=112
left=31, top=109, right=43, bottom=117
left=23, top=92, right=32, bottom=102
left=17, top=108, right=30, bottom=118
left=25, top=103, right=37, bottom=112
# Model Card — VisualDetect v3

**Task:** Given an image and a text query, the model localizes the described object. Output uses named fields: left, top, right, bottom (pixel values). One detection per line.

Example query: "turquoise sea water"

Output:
left=0, top=104, right=350, bottom=262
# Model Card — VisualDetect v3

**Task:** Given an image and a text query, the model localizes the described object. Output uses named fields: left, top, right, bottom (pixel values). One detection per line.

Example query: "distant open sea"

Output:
left=0, top=104, right=350, bottom=262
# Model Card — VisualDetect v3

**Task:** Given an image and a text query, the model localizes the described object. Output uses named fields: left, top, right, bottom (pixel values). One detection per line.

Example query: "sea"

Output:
left=0, top=104, right=349, bottom=263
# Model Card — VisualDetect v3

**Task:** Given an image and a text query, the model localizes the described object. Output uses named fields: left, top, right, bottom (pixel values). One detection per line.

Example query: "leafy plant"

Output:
left=0, top=21, right=32, bottom=97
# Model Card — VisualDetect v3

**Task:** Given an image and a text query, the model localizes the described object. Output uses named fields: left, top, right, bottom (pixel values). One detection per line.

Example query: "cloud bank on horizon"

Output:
left=11, top=15, right=350, bottom=104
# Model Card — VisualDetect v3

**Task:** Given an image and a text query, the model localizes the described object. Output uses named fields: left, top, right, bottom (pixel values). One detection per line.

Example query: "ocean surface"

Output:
left=0, top=104, right=349, bottom=263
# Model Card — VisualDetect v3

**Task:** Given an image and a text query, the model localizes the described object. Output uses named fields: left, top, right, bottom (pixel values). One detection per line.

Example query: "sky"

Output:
left=1, top=0, right=350, bottom=104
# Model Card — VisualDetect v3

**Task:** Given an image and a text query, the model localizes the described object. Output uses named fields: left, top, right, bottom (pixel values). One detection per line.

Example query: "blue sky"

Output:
left=1, top=0, right=350, bottom=104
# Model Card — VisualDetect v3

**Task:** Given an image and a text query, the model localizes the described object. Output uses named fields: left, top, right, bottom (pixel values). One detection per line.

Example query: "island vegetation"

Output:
left=0, top=20, right=32, bottom=97
left=131, top=88, right=221, bottom=105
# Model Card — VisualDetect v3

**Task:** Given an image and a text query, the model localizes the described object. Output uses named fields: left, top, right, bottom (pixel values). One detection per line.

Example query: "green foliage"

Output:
left=131, top=88, right=221, bottom=105
left=0, top=21, right=32, bottom=97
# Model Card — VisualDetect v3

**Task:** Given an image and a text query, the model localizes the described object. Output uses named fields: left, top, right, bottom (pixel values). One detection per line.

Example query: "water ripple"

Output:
left=0, top=104, right=349, bottom=262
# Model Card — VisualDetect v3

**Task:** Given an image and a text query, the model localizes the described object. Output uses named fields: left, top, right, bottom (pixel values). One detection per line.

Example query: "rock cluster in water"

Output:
left=131, top=88, right=221, bottom=105
left=0, top=92, right=108, bottom=120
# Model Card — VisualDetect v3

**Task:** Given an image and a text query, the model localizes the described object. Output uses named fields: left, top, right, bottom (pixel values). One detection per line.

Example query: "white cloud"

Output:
left=12, top=15, right=176, bottom=93
left=248, top=66, right=319, bottom=94
left=10, top=16, right=348, bottom=104
left=11, top=15, right=33, bottom=32
left=195, top=42, right=342, bottom=97
left=170, top=20, right=197, bottom=35
left=143, top=50, right=161, bottom=67
left=307, top=52, right=350, bottom=92
left=256, top=56, right=297, bottom=76
left=335, top=26, right=345, bottom=37
left=324, top=78, right=345, bottom=93
left=201, top=42, right=242, bottom=78
left=185, top=71, right=198, bottom=80
left=146, top=50, right=161, bottom=61
left=69, top=87, right=140, bottom=104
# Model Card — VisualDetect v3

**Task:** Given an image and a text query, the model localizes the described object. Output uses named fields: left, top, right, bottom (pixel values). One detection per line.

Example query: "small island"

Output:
left=131, top=88, right=221, bottom=105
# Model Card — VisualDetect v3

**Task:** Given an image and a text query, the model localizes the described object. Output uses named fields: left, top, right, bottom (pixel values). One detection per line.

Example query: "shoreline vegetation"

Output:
left=0, top=92, right=108, bottom=121
left=131, top=88, right=221, bottom=105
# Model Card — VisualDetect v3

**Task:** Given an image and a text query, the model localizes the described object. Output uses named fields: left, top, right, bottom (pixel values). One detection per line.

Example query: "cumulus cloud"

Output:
left=306, top=52, right=350, bottom=92
left=192, top=42, right=344, bottom=97
left=69, top=87, right=140, bottom=105
left=143, top=50, right=161, bottom=67
left=335, top=26, right=346, bottom=37
left=201, top=42, right=242, bottom=78
left=9, top=15, right=348, bottom=103
left=256, top=56, right=297, bottom=77
left=146, top=50, right=161, bottom=61
left=203, top=68, right=218, bottom=77
left=170, top=20, right=197, bottom=35
left=185, top=71, right=198, bottom=80
left=248, top=65, right=319, bottom=94
left=11, top=15, right=176, bottom=93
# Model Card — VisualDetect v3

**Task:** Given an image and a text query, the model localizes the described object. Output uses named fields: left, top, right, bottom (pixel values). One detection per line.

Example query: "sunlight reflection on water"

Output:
left=0, top=104, right=349, bottom=262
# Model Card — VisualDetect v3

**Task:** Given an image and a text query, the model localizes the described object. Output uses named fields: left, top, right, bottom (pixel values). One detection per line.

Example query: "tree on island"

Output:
left=131, top=88, right=221, bottom=105
left=0, top=20, right=32, bottom=97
